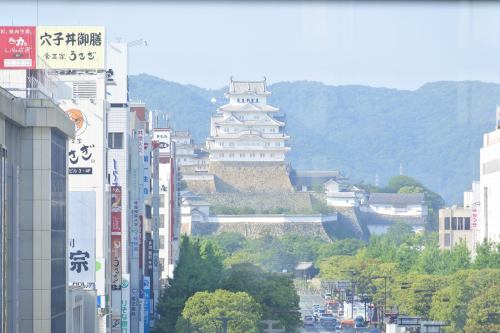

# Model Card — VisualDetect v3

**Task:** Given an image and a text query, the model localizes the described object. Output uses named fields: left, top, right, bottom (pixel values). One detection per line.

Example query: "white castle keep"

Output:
left=206, top=78, right=290, bottom=162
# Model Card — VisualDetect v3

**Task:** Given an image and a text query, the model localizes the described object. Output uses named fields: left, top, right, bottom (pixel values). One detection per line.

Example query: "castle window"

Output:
left=251, top=99, right=254, bottom=103
left=256, top=98, right=259, bottom=103
left=250, top=153, right=255, bottom=158
left=247, top=98, right=250, bottom=102
left=240, top=153, right=245, bottom=158
left=260, top=153, right=265, bottom=158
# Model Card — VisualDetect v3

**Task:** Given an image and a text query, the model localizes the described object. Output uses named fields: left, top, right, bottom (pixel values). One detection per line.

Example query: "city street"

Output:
left=299, top=290, right=336, bottom=333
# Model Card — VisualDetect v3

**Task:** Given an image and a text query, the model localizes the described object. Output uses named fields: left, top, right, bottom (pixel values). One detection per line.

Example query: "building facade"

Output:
left=479, top=107, right=500, bottom=245
left=0, top=85, right=74, bottom=333
left=206, top=78, right=290, bottom=162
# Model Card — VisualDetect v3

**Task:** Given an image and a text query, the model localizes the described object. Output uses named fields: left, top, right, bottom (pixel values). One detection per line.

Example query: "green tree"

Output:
left=179, top=290, right=262, bottom=333
left=155, top=236, right=223, bottom=333
left=473, top=241, right=500, bottom=269
left=223, top=264, right=301, bottom=331
left=464, top=284, right=500, bottom=333
left=430, top=269, right=500, bottom=332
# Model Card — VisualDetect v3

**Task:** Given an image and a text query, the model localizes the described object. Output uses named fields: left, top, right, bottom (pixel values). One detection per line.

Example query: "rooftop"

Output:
left=367, top=192, right=425, bottom=206
left=229, top=78, right=269, bottom=95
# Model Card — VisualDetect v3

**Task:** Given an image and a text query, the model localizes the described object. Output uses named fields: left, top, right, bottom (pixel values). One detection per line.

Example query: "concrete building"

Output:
left=206, top=78, right=290, bottom=162
left=479, top=106, right=500, bottom=244
left=439, top=182, right=479, bottom=252
left=439, top=207, right=473, bottom=250
left=0, top=85, right=74, bottom=333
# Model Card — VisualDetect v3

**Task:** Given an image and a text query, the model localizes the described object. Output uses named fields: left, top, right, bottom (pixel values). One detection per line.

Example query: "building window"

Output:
left=250, top=153, right=255, bottom=158
left=237, top=98, right=240, bottom=102
left=451, top=217, right=458, bottom=230
left=260, top=153, right=265, bottom=158
left=458, top=217, right=464, bottom=230
left=229, top=153, right=234, bottom=158
left=270, top=128, right=276, bottom=132
left=464, top=217, right=471, bottom=230
left=275, top=142, right=280, bottom=147
left=444, top=217, right=450, bottom=230
left=221, top=153, right=225, bottom=158
left=160, top=214, right=165, bottom=228
left=240, top=153, right=245, bottom=158
left=108, top=132, right=124, bottom=149
left=265, top=142, right=270, bottom=147
left=256, top=98, right=259, bottom=103
left=444, top=233, right=451, bottom=247
left=270, top=153, right=275, bottom=158
left=229, top=142, right=235, bottom=147
left=160, top=237, right=165, bottom=250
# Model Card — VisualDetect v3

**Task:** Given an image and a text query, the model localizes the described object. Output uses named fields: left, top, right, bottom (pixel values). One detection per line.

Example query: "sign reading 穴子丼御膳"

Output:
left=36, top=26, right=105, bottom=69
left=0, top=26, right=36, bottom=69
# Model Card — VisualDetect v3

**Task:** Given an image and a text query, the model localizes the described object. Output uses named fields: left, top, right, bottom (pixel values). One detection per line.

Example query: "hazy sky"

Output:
left=2, top=1, right=500, bottom=89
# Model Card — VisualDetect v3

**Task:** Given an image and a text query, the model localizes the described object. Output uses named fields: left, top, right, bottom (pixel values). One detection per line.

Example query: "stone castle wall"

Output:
left=204, top=192, right=313, bottom=213
left=208, top=161, right=293, bottom=193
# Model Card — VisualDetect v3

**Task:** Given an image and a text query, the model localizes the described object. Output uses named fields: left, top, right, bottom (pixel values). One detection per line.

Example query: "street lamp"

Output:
left=371, top=275, right=391, bottom=328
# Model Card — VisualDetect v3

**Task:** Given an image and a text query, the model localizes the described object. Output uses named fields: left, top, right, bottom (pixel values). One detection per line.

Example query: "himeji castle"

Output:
left=206, top=78, right=290, bottom=162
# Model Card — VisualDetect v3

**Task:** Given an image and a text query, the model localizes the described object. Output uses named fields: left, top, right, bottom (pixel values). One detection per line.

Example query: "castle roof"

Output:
left=218, top=103, right=279, bottom=112
left=229, top=78, right=268, bottom=95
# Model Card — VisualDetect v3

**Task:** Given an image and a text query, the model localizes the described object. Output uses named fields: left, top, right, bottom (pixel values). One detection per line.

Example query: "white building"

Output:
left=479, top=107, right=500, bottom=244
left=360, top=193, right=427, bottom=217
left=206, top=78, right=290, bottom=162
left=324, top=179, right=365, bottom=208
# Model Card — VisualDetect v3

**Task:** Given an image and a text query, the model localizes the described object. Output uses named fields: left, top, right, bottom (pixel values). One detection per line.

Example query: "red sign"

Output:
left=111, top=186, right=122, bottom=233
left=0, top=26, right=36, bottom=69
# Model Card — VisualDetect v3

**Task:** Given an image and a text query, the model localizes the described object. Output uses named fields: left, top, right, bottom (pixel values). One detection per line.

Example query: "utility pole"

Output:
left=341, top=270, right=357, bottom=319
left=371, top=275, right=391, bottom=329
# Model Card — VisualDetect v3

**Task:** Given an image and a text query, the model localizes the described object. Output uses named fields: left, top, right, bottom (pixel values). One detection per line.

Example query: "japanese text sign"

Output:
left=37, top=26, right=105, bottom=69
left=0, top=26, right=36, bottom=69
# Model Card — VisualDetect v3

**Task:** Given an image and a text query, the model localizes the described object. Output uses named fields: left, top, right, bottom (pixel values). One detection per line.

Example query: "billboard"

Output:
left=36, top=26, right=105, bottom=69
left=0, top=26, right=36, bottom=69
left=153, top=129, right=171, bottom=155
left=68, top=191, right=96, bottom=287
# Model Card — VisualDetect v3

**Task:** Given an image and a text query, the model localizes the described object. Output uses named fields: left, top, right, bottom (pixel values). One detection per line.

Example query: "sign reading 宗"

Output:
left=36, top=26, right=105, bottom=69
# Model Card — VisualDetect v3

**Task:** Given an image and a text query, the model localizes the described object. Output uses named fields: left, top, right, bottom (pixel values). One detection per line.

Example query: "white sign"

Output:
left=153, top=129, right=171, bottom=155
left=68, top=191, right=96, bottom=287
left=122, top=274, right=130, bottom=333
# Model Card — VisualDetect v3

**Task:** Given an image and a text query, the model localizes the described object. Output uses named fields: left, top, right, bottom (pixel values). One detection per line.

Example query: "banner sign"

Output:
left=111, top=186, right=122, bottom=234
left=111, top=237, right=122, bottom=290
left=0, top=26, right=36, bottom=69
left=68, top=191, right=96, bottom=288
left=36, top=26, right=105, bottom=69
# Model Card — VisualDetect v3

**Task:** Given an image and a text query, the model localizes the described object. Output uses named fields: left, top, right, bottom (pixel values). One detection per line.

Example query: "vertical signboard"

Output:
left=121, top=274, right=130, bottom=333
left=111, top=186, right=122, bottom=289
left=0, top=26, right=36, bottom=69
left=36, top=26, right=105, bottom=69
left=143, top=277, right=150, bottom=333
left=68, top=191, right=96, bottom=288
left=111, top=185, right=123, bottom=333
left=143, top=136, right=151, bottom=197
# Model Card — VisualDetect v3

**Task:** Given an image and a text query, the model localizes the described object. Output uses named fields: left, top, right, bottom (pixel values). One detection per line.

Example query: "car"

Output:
left=303, top=315, right=315, bottom=326
left=324, top=292, right=332, bottom=299
left=314, top=308, right=326, bottom=320
left=319, top=313, right=337, bottom=323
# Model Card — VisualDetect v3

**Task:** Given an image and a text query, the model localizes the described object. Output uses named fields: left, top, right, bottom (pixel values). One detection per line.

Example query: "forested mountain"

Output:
left=129, top=74, right=500, bottom=203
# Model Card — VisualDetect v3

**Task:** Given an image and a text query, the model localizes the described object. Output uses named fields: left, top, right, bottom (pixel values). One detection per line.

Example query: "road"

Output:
left=298, top=291, right=337, bottom=333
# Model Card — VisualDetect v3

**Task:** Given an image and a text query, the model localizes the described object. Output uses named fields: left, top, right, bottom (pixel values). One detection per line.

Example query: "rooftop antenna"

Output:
left=399, top=163, right=403, bottom=175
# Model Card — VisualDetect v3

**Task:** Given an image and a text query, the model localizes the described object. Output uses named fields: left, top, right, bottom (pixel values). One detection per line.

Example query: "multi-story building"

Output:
left=0, top=85, right=74, bottom=333
left=439, top=207, right=473, bottom=250
left=154, top=128, right=180, bottom=281
left=206, top=78, right=290, bottom=162
left=479, top=106, right=500, bottom=244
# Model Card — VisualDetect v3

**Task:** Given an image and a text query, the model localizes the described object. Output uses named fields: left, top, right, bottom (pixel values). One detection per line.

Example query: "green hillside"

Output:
left=129, top=74, right=500, bottom=204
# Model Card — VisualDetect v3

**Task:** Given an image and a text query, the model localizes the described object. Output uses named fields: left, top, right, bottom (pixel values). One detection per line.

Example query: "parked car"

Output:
left=314, top=308, right=326, bottom=320
left=303, top=315, right=315, bottom=326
